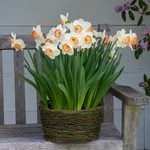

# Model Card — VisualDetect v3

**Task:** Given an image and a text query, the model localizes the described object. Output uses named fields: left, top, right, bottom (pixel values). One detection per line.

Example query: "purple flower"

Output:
left=123, top=2, right=130, bottom=11
left=115, top=5, right=123, bottom=13
left=142, top=28, right=150, bottom=36
left=139, top=82, right=148, bottom=88
left=140, top=40, right=148, bottom=49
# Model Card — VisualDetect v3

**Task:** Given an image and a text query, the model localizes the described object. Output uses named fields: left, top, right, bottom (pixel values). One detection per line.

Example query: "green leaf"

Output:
left=92, top=67, right=124, bottom=108
left=144, top=74, right=147, bottom=82
left=58, top=83, right=71, bottom=108
left=130, top=5, right=139, bottom=11
left=142, top=0, right=148, bottom=11
left=147, top=79, right=150, bottom=84
left=134, top=48, right=143, bottom=59
left=121, top=11, right=126, bottom=22
left=145, top=11, right=150, bottom=15
left=138, top=0, right=148, bottom=11
left=137, top=15, right=143, bottom=25
left=129, top=10, right=135, bottom=20
left=19, top=74, right=38, bottom=90
left=139, top=0, right=144, bottom=9
left=131, top=0, right=137, bottom=5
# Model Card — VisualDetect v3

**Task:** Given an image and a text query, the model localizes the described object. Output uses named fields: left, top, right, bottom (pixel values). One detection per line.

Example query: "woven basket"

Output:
left=39, top=104, right=103, bottom=144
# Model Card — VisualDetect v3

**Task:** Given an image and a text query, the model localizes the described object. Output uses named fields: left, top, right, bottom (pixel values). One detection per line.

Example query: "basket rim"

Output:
left=39, top=103, right=103, bottom=114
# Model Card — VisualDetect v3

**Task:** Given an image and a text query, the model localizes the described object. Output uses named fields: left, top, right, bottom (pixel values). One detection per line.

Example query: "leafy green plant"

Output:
left=10, top=14, right=137, bottom=110
left=115, top=0, right=150, bottom=26
left=22, top=40, right=123, bottom=110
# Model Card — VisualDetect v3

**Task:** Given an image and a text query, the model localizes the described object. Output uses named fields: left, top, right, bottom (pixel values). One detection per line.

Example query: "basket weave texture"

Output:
left=39, top=104, right=103, bottom=143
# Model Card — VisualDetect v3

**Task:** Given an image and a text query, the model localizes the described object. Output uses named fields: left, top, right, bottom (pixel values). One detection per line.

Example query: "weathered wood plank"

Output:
left=0, top=124, right=42, bottom=138
left=0, top=51, right=4, bottom=124
left=110, top=84, right=149, bottom=106
left=103, top=92, right=114, bottom=123
left=14, top=51, right=26, bottom=124
left=122, top=104, right=140, bottom=150
left=97, top=24, right=110, bottom=33
left=35, top=50, right=41, bottom=123
left=0, top=123, right=122, bottom=150
left=0, top=140, right=122, bottom=150
left=0, top=35, right=35, bottom=50
left=0, top=123, right=121, bottom=140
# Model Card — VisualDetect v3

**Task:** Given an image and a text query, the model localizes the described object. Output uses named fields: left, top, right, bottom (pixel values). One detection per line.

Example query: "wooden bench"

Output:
left=0, top=25, right=149, bottom=150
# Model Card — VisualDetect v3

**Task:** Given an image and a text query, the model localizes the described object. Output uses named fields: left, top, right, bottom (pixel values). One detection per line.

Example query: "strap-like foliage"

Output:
left=21, top=39, right=123, bottom=110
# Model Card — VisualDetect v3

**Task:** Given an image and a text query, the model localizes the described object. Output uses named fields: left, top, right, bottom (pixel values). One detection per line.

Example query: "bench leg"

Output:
left=122, top=104, right=140, bottom=150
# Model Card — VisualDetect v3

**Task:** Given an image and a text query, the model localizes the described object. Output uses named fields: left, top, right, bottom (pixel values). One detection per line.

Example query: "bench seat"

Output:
left=0, top=123, right=122, bottom=150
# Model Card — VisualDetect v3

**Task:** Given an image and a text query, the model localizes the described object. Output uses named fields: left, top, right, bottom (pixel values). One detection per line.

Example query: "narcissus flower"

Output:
left=11, top=13, right=137, bottom=60
left=10, top=32, right=26, bottom=51
left=60, top=12, right=69, bottom=25
left=48, top=24, right=66, bottom=43
left=68, top=19, right=92, bottom=34
left=63, top=33, right=81, bottom=48
left=115, top=29, right=131, bottom=48
left=59, top=40, right=74, bottom=55
left=32, top=25, right=43, bottom=40
left=81, top=32, right=96, bottom=49
left=42, top=43, right=60, bottom=59
left=32, top=25, right=45, bottom=49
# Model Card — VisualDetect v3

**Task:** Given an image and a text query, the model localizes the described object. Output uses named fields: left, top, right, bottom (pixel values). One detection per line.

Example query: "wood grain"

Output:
left=14, top=51, right=26, bottom=124
left=35, top=50, right=41, bottom=123
left=0, top=51, right=4, bottom=124
left=103, top=92, right=114, bottom=123
left=0, top=35, right=35, bottom=50
left=122, top=105, right=140, bottom=150
left=110, top=84, right=149, bottom=106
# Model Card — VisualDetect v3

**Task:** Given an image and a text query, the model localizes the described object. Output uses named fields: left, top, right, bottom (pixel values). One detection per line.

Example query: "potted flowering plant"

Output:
left=9, top=13, right=137, bottom=143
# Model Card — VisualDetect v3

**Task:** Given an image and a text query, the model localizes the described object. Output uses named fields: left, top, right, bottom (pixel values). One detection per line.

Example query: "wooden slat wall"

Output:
left=0, top=51, right=4, bottom=124
left=14, top=51, right=26, bottom=124
left=0, top=35, right=35, bottom=50
left=103, top=92, right=114, bottom=123
left=0, top=35, right=36, bottom=125
left=97, top=24, right=110, bottom=33
left=35, top=50, right=41, bottom=123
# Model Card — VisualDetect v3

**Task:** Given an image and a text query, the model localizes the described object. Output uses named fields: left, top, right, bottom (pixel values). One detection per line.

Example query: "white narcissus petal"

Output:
left=114, top=29, right=137, bottom=49
left=32, top=25, right=43, bottom=40
left=11, top=32, right=16, bottom=39
left=60, top=12, right=69, bottom=25
left=80, top=32, right=96, bottom=49
left=128, top=30, right=138, bottom=49
left=42, top=43, right=60, bottom=59
left=63, top=33, right=81, bottom=48
left=10, top=32, right=26, bottom=51
left=48, top=24, right=66, bottom=43
left=115, top=29, right=128, bottom=48
left=59, top=40, right=74, bottom=55
left=68, top=19, right=92, bottom=34
left=35, top=36, right=45, bottom=50
left=93, top=30, right=103, bottom=38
